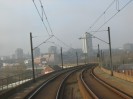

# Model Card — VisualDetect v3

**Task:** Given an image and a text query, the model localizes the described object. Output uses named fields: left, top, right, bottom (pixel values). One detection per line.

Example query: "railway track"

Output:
left=56, top=65, right=94, bottom=99
left=11, top=65, right=132, bottom=99
left=56, top=66, right=92, bottom=99
left=25, top=66, right=85, bottom=99
left=80, top=67, right=133, bottom=99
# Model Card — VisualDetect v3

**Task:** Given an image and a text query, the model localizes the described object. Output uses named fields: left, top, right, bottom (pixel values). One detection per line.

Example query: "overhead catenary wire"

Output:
left=32, top=0, right=55, bottom=50
left=53, top=35, right=74, bottom=49
left=52, top=36, right=79, bottom=58
left=33, top=35, right=53, bottom=50
left=32, top=0, right=74, bottom=48
left=96, top=0, right=133, bottom=32
left=88, top=0, right=116, bottom=31
left=87, top=0, right=133, bottom=33
left=39, top=0, right=54, bottom=35
left=32, top=0, right=50, bottom=36
left=32, top=0, right=84, bottom=52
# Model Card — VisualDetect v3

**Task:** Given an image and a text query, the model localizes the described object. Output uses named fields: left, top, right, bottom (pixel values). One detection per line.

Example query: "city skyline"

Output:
left=0, top=0, right=133, bottom=56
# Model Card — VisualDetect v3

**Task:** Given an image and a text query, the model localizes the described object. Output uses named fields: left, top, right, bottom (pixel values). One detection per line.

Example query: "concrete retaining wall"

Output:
left=100, top=67, right=111, bottom=75
left=101, top=67, right=133, bottom=83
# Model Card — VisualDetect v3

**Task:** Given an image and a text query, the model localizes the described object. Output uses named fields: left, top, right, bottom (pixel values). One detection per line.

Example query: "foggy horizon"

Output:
left=0, top=0, right=133, bottom=56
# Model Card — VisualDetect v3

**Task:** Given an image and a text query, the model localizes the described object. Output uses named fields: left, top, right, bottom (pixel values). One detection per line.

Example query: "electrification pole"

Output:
left=76, top=51, right=78, bottom=66
left=97, top=44, right=100, bottom=66
left=108, top=27, right=113, bottom=76
left=101, top=50, right=103, bottom=66
left=30, top=32, right=35, bottom=82
left=61, top=47, right=63, bottom=69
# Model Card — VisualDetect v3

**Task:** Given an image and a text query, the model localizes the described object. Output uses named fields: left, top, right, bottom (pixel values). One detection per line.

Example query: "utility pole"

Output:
left=101, top=50, right=103, bottom=66
left=61, top=47, right=63, bottom=69
left=97, top=44, right=100, bottom=66
left=108, top=27, right=113, bottom=76
left=30, top=32, right=35, bottom=82
left=76, top=52, right=78, bottom=66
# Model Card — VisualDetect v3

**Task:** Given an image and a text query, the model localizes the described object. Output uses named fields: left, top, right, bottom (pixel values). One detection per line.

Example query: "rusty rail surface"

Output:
left=55, top=67, right=82, bottom=99
left=57, top=64, right=96, bottom=99
left=79, top=66, right=133, bottom=99
left=91, top=67, right=133, bottom=99
left=78, top=67, right=98, bottom=99
left=26, top=66, right=83, bottom=99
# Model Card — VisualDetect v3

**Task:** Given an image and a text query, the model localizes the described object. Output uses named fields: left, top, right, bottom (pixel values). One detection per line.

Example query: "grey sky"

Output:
left=0, top=0, right=133, bottom=56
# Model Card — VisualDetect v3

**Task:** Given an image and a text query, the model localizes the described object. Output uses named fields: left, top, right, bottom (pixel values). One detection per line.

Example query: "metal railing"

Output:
left=102, top=64, right=133, bottom=76
left=0, top=70, right=41, bottom=92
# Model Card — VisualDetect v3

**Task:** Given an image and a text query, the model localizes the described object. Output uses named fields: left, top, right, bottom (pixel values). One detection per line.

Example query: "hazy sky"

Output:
left=0, top=0, right=133, bottom=56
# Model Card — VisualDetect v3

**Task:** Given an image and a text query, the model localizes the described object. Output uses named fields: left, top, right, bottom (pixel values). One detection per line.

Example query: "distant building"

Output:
left=41, top=65, right=61, bottom=74
left=82, top=33, right=93, bottom=57
left=24, top=59, right=32, bottom=68
left=42, top=53, right=59, bottom=66
left=34, top=48, right=40, bottom=57
left=15, top=48, right=24, bottom=59
left=123, top=43, right=133, bottom=51
left=48, top=46, right=57, bottom=54
left=11, top=54, right=16, bottom=59
left=0, top=60, right=3, bottom=68
left=118, top=64, right=133, bottom=70
left=0, top=56, right=10, bottom=60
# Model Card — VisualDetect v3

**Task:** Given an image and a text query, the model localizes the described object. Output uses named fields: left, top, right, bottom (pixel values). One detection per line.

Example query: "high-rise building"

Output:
left=123, top=43, right=133, bottom=51
left=34, top=48, right=40, bottom=57
left=82, top=33, right=93, bottom=57
left=15, top=48, right=23, bottom=59
left=48, top=46, right=57, bottom=54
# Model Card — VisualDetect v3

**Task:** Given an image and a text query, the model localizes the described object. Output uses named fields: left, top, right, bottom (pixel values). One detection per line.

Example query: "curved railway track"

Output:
left=24, top=65, right=132, bottom=99
left=25, top=66, right=84, bottom=99
left=56, top=66, right=92, bottom=99
left=80, top=67, right=133, bottom=99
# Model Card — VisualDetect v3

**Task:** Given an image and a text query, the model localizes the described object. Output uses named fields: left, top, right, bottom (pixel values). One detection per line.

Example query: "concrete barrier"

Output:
left=100, top=67, right=133, bottom=83
left=113, top=72, right=133, bottom=83
left=100, top=67, right=111, bottom=75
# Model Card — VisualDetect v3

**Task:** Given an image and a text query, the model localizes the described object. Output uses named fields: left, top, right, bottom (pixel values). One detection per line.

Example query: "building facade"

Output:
left=123, top=43, right=133, bottom=51
left=48, top=46, right=57, bottom=54
left=15, top=48, right=24, bottom=59
left=82, top=33, right=93, bottom=57
left=34, top=47, right=40, bottom=57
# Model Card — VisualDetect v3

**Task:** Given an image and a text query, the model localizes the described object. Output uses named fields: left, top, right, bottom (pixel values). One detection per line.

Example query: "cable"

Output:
left=32, top=0, right=50, bottom=36
left=88, top=0, right=116, bottom=31
left=96, top=0, right=133, bottom=31
left=32, top=0, right=77, bottom=58
left=32, top=0, right=72, bottom=52
left=33, top=35, right=53, bottom=50
left=53, top=35, right=77, bottom=51
left=39, top=0, right=54, bottom=35
left=53, top=35, right=69, bottom=47
left=87, top=0, right=133, bottom=33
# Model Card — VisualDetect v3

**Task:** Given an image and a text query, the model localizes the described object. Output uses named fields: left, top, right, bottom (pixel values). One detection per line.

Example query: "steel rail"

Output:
left=91, top=67, right=133, bottom=99
left=26, top=66, right=82, bottom=99
left=56, top=67, right=83, bottom=99
left=27, top=72, right=65, bottom=99
left=80, top=67, right=99, bottom=99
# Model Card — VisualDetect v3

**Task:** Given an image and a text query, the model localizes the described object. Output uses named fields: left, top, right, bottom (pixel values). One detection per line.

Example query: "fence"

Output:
left=0, top=70, right=41, bottom=93
left=100, top=66, right=133, bottom=83
left=101, top=64, right=133, bottom=76
left=115, top=69, right=133, bottom=76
